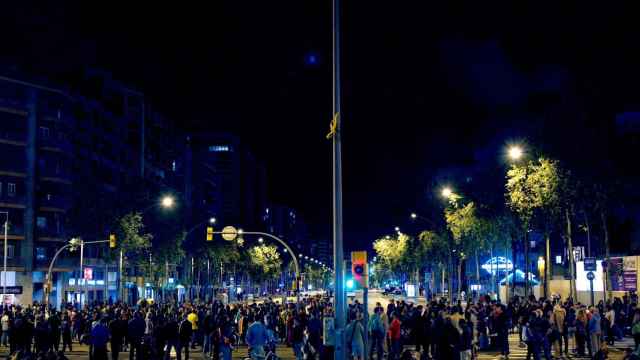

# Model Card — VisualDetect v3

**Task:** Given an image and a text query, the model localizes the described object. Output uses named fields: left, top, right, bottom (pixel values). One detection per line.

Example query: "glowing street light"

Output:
left=508, top=145, right=524, bottom=161
left=441, top=187, right=453, bottom=198
left=209, top=217, right=216, bottom=224
left=258, top=237, right=264, bottom=243
left=410, top=213, right=417, bottom=219
left=161, top=195, right=175, bottom=209
left=394, top=226, right=400, bottom=232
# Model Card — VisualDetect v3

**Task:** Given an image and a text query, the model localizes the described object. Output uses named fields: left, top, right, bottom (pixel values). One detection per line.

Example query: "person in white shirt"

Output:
left=1, top=312, right=10, bottom=346
left=605, top=305, right=616, bottom=345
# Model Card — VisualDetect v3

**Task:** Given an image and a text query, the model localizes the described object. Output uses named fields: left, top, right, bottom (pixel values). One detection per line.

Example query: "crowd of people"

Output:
left=0, top=293, right=639, bottom=360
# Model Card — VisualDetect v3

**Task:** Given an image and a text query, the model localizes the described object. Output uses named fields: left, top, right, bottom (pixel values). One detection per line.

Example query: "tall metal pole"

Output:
left=332, top=0, right=345, bottom=356
left=80, top=241, right=84, bottom=307
left=119, top=250, right=124, bottom=302
left=2, top=211, right=8, bottom=300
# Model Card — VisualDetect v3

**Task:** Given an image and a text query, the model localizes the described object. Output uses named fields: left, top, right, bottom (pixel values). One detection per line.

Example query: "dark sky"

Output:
left=3, top=2, right=640, bottom=251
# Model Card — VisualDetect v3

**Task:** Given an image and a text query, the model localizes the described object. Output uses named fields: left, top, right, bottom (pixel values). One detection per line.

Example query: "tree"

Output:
left=506, top=158, right=564, bottom=297
left=248, top=245, right=282, bottom=287
left=116, top=212, right=153, bottom=277
left=417, top=230, right=450, bottom=296
left=373, top=234, right=410, bottom=276
left=444, top=202, right=486, bottom=297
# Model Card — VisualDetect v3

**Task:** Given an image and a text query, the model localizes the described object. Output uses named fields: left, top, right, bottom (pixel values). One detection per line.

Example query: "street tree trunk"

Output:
left=545, top=232, right=551, bottom=299
left=566, top=208, right=576, bottom=301
left=475, top=248, right=480, bottom=283
left=504, top=246, right=510, bottom=301
left=524, top=228, right=529, bottom=298
left=457, top=258, right=463, bottom=300
left=601, top=210, right=611, bottom=301
left=584, top=212, right=592, bottom=257
left=441, top=263, right=446, bottom=298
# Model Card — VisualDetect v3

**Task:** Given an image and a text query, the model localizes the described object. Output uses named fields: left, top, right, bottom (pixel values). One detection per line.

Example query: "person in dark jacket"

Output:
left=109, top=313, right=127, bottom=360
left=127, top=312, right=145, bottom=360
left=49, top=312, right=62, bottom=353
left=61, top=313, right=73, bottom=352
left=163, top=315, right=180, bottom=360
left=459, top=319, right=473, bottom=360
left=91, top=318, right=110, bottom=360
left=494, top=305, right=510, bottom=359
left=202, top=310, right=214, bottom=357
left=179, top=315, right=193, bottom=360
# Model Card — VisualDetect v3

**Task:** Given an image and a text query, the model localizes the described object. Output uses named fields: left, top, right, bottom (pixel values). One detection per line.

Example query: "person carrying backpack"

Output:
left=369, top=307, right=385, bottom=360
left=345, top=313, right=365, bottom=360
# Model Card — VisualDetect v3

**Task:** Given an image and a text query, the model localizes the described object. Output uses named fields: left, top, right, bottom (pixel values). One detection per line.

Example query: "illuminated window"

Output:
left=7, top=183, right=15, bottom=197
left=36, top=247, right=47, bottom=261
left=209, top=145, right=231, bottom=152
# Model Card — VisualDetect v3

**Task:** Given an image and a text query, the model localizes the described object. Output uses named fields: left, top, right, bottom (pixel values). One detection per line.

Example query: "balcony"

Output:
left=38, top=135, right=72, bottom=154
left=38, top=194, right=71, bottom=212
left=0, top=194, right=26, bottom=210
left=0, top=97, right=27, bottom=115
left=0, top=130, right=26, bottom=146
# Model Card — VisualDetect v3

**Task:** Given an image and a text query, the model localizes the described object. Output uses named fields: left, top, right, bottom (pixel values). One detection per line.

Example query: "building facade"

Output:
left=182, top=133, right=267, bottom=234
left=0, top=69, right=176, bottom=306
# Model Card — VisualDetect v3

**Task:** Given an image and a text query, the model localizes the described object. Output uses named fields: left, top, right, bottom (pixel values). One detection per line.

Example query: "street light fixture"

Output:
left=508, top=145, right=524, bottom=161
left=394, top=226, right=400, bottom=232
left=161, top=195, right=175, bottom=209
left=209, top=217, right=216, bottom=224
left=410, top=213, right=417, bottom=219
left=258, top=237, right=264, bottom=243
left=441, top=187, right=453, bottom=198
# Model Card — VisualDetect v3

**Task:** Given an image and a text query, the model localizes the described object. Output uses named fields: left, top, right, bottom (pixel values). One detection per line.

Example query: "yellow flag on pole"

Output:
left=326, top=112, right=339, bottom=139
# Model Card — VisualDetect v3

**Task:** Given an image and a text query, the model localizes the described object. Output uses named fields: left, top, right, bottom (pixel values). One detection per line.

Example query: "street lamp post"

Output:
left=45, top=238, right=110, bottom=308
left=216, top=229, right=301, bottom=302
left=330, top=0, right=346, bottom=356
left=1, top=211, right=8, bottom=300
left=508, top=145, right=531, bottom=298
left=120, top=195, right=177, bottom=303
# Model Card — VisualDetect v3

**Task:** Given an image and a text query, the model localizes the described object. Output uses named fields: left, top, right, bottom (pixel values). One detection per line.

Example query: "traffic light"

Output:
left=206, top=227, right=214, bottom=241
left=351, top=251, right=368, bottom=288
left=109, top=234, right=116, bottom=248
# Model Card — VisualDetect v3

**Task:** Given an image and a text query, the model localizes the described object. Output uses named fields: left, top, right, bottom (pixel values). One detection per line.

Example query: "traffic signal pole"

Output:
left=331, top=0, right=346, bottom=357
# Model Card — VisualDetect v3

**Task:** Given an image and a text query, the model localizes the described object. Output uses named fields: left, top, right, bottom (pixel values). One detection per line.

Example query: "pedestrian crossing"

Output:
left=476, top=333, right=636, bottom=359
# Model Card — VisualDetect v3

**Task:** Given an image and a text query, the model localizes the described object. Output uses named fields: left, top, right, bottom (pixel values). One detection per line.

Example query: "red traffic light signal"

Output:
left=351, top=251, right=368, bottom=288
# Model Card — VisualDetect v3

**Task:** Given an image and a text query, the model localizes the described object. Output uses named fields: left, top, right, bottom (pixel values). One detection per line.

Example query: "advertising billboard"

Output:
left=576, top=260, right=604, bottom=292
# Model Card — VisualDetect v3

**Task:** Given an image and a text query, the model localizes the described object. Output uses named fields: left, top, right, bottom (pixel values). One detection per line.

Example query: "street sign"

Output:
left=84, top=268, right=93, bottom=280
left=587, top=271, right=595, bottom=281
left=584, top=257, right=597, bottom=271
left=0, top=286, right=22, bottom=294
left=222, top=226, right=237, bottom=241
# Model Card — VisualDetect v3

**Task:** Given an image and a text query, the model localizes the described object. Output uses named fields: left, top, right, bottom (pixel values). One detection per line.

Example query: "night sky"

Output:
left=3, top=3, right=640, bottom=251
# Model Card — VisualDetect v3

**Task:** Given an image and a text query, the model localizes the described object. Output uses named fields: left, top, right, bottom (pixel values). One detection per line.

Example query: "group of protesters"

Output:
left=0, top=295, right=337, bottom=360
left=0, top=292, right=640, bottom=360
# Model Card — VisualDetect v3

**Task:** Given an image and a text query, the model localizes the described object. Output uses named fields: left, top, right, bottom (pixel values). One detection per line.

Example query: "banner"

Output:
left=609, top=257, right=637, bottom=291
